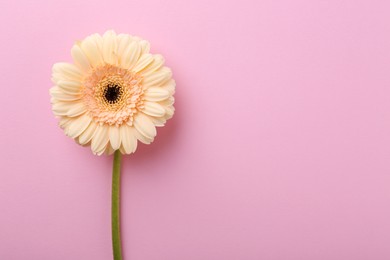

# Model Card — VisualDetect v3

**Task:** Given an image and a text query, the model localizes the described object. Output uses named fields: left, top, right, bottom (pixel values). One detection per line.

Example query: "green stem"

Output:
left=112, top=150, right=122, bottom=260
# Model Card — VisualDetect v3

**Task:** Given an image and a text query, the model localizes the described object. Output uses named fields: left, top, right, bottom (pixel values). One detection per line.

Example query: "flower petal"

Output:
left=52, top=63, right=83, bottom=82
left=102, top=30, right=118, bottom=65
left=134, top=127, right=153, bottom=144
left=59, top=117, right=72, bottom=129
left=66, top=102, right=87, bottom=117
left=117, top=34, right=135, bottom=59
left=79, top=121, right=98, bottom=145
left=132, top=54, right=153, bottom=73
left=165, top=106, right=175, bottom=119
left=150, top=116, right=167, bottom=127
left=144, top=87, right=170, bottom=101
left=133, top=113, right=156, bottom=139
left=159, top=97, right=175, bottom=119
left=119, top=145, right=126, bottom=154
left=57, top=80, right=82, bottom=94
left=71, top=44, right=91, bottom=72
left=161, top=79, right=176, bottom=94
left=91, top=125, right=110, bottom=155
left=139, top=40, right=150, bottom=54
left=120, top=41, right=141, bottom=69
left=91, top=33, right=104, bottom=53
left=142, top=102, right=166, bottom=117
left=52, top=102, right=67, bottom=116
left=80, top=35, right=104, bottom=67
left=120, top=124, right=137, bottom=154
left=66, top=114, right=92, bottom=138
left=52, top=101, right=77, bottom=116
left=141, top=55, right=165, bottom=76
left=109, top=125, right=121, bottom=150
left=105, top=143, right=116, bottom=155
left=159, top=96, right=175, bottom=106
left=50, top=87, right=81, bottom=101
left=142, top=68, right=172, bottom=88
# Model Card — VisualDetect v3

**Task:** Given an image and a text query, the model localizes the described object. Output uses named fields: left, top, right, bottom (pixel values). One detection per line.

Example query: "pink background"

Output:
left=1, top=0, right=390, bottom=259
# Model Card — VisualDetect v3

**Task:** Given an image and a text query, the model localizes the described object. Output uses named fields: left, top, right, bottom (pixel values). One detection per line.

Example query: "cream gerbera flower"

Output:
left=50, top=30, right=175, bottom=155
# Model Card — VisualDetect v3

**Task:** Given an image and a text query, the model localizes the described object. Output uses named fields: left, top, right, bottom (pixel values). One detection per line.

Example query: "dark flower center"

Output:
left=104, top=85, right=122, bottom=104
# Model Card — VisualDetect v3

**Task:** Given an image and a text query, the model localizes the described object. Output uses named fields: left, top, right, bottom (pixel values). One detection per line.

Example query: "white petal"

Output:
left=120, top=124, right=137, bottom=154
left=141, top=55, right=165, bottom=76
left=142, top=102, right=166, bottom=117
left=120, top=41, right=141, bottom=69
left=102, top=30, right=118, bottom=65
left=57, top=80, right=81, bottom=94
left=59, top=117, right=72, bottom=129
left=96, top=148, right=105, bottom=156
left=91, top=125, right=110, bottom=155
left=80, top=35, right=104, bottom=67
left=105, top=143, right=115, bottom=155
left=109, top=125, right=121, bottom=150
left=119, top=145, right=126, bottom=154
left=92, top=33, right=104, bottom=52
left=52, top=63, right=83, bottom=82
left=139, top=40, right=150, bottom=54
left=66, top=102, right=87, bottom=117
left=79, top=122, right=98, bottom=145
left=150, top=116, right=166, bottom=127
left=50, top=97, right=58, bottom=104
left=71, top=44, right=91, bottom=72
left=161, top=79, right=176, bottom=94
left=117, top=34, right=134, bottom=58
left=142, top=68, right=172, bottom=88
left=144, top=87, right=170, bottom=101
left=52, top=101, right=76, bottom=116
left=159, top=97, right=175, bottom=119
left=160, top=96, right=175, bottom=107
left=52, top=72, right=81, bottom=85
left=66, top=114, right=92, bottom=138
left=133, top=113, right=156, bottom=139
left=165, top=106, right=175, bottom=119
left=97, top=143, right=110, bottom=156
left=50, top=87, right=81, bottom=101
left=132, top=54, right=153, bottom=73
left=134, top=127, right=153, bottom=144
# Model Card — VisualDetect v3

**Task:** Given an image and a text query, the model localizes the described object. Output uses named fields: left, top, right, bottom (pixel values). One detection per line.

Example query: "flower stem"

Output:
left=112, top=150, right=122, bottom=260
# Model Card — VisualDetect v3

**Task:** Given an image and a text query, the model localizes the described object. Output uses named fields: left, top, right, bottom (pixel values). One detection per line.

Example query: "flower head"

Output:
left=50, top=30, right=175, bottom=155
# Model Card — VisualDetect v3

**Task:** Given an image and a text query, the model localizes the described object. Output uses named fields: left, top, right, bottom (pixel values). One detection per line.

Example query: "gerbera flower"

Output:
left=50, top=30, right=175, bottom=155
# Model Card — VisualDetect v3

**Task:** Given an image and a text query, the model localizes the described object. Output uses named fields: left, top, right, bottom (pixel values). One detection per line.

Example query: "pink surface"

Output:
left=1, top=0, right=390, bottom=259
